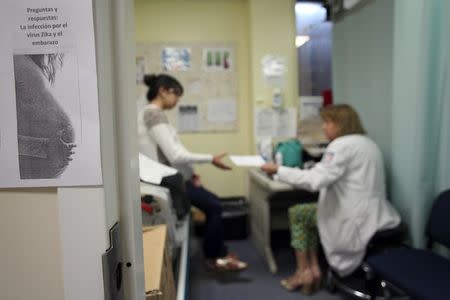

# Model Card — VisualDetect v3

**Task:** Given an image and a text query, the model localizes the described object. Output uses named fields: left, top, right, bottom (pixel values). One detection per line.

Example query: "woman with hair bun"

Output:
left=138, top=73, right=247, bottom=271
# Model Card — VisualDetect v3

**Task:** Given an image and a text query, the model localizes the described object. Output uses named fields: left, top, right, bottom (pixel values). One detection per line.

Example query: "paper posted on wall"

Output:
left=300, top=96, right=323, bottom=120
left=254, top=107, right=297, bottom=138
left=177, top=104, right=199, bottom=132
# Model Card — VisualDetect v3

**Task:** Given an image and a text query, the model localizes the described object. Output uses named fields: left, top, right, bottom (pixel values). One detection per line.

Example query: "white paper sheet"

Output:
left=177, top=104, right=199, bottom=132
left=207, top=99, right=236, bottom=123
left=229, top=155, right=266, bottom=167
left=261, top=55, right=286, bottom=86
left=0, top=0, right=102, bottom=187
left=139, top=153, right=177, bottom=185
left=254, top=107, right=297, bottom=138
left=300, top=96, right=323, bottom=120
left=277, top=108, right=297, bottom=137
left=255, top=108, right=276, bottom=137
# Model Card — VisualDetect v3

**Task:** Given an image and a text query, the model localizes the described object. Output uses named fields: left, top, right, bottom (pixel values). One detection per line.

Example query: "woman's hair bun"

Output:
left=143, top=74, right=157, bottom=87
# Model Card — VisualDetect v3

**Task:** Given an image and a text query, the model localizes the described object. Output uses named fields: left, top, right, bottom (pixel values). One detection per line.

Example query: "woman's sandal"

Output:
left=311, top=265, right=323, bottom=290
left=280, top=269, right=316, bottom=294
left=206, top=254, right=248, bottom=272
left=280, top=275, right=299, bottom=291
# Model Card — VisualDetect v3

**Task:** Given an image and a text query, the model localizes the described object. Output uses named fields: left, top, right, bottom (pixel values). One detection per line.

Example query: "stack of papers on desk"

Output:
left=229, top=155, right=265, bottom=167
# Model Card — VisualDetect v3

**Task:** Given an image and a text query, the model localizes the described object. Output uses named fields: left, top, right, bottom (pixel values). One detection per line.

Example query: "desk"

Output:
left=248, top=169, right=318, bottom=273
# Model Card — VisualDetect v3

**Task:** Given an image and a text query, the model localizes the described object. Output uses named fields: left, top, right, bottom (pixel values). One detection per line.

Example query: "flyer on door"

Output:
left=0, top=0, right=102, bottom=187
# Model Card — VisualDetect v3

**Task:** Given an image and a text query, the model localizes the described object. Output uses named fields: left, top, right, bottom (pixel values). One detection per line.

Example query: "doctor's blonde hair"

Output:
left=320, top=104, right=366, bottom=137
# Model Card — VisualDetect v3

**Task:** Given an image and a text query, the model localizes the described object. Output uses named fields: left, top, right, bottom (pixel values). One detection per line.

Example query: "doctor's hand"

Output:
left=261, top=162, right=279, bottom=175
left=212, top=153, right=232, bottom=170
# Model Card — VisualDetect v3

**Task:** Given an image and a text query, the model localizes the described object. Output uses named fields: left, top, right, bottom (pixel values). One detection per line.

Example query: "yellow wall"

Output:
left=249, top=0, right=298, bottom=108
left=135, top=0, right=252, bottom=197
left=135, top=0, right=297, bottom=197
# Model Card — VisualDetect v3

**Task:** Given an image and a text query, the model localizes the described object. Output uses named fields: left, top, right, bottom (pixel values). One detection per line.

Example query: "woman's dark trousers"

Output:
left=186, top=181, right=227, bottom=259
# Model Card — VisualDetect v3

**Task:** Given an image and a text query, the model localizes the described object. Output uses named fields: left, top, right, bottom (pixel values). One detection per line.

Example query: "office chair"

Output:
left=366, top=189, right=450, bottom=300
left=325, top=222, right=407, bottom=299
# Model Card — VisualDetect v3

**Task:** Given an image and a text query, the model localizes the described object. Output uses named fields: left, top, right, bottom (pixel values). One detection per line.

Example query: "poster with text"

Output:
left=0, top=0, right=102, bottom=187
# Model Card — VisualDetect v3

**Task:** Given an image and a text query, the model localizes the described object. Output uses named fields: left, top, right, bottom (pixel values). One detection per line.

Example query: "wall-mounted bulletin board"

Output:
left=136, top=42, right=239, bottom=133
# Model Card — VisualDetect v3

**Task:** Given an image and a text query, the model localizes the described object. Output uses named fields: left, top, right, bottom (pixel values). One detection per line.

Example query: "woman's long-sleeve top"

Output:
left=275, top=134, right=401, bottom=276
left=138, top=103, right=212, bottom=180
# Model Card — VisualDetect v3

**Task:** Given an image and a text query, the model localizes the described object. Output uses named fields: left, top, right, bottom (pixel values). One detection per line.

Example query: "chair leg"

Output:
left=325, top=269, right=337, bottom=294
left=379, top=281, right=392, bottom=299
left=362, top=263, right=379, bottom=297
left=327, top=267, right=372, bottom=300
left=325, top=263, right=410, bottom=300
left=363, top=262, right=406, bottom=300
left=379, top=280, right=411, bottom=300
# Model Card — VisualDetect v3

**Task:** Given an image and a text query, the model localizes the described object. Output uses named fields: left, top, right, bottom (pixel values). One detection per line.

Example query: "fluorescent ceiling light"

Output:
left=296, top=35, right=310, bottom=48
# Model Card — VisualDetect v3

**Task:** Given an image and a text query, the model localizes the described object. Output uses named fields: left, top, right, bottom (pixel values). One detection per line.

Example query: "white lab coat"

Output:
left=276, top=134, right=400, bottom=276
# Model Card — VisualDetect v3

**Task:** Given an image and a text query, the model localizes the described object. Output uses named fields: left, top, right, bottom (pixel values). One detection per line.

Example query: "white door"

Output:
left=59, top=0, right=145, bottom=299
left=0, top=0, right=145, bottom=299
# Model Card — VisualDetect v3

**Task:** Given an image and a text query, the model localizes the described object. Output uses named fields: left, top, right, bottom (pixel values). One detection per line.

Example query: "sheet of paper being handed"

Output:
left=229, top=155, right=266, bottom=167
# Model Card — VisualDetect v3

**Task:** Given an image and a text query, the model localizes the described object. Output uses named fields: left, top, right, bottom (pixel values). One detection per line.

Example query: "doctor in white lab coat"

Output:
left=261, top=104, right=400, bottom=285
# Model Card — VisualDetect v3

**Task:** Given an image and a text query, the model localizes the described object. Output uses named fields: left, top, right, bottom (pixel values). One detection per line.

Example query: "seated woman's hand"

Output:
left=212, top=153, right=232, bottom=170
left=261, top=162, right=279, bottom=176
